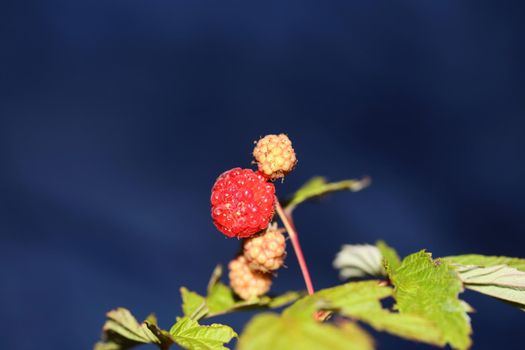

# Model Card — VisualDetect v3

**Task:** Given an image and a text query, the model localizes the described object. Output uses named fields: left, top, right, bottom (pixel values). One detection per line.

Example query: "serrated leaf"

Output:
left=455, top=264, right=525, bottom=307
left=105, top=308, right=159, bottom=343
left=317, top=283, right=442, bottom=345
left=444, top=254, right=525, bottom=272
left=285, top=281, right=391, bottom=318
left=376, top=240, right=401, bottom=273
left=181, top=287, right=208, bottom=318
left=285, top=176, right=370, bottom=212
left=169, top=317, right=237, bottom=350
left=351, top=310, right=443, bottom=345
left=237, top=313, right=373, bottom=350
left=284, top=281, right=443, bottom=346
left=333, top=244, right=384, bottom=279
left=206, top=282, right=237, bottom=315
left=390, top=251, right=472, bottom=350
left=95, top=308, right=173, bottom=350
left=182, top=266, right=302, bottom=319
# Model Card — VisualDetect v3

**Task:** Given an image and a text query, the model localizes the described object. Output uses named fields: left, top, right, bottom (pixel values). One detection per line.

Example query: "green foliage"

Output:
left=169, top=317, right=237, bottom=350
left=285, top=176, right=370, bottom=212
left=284, top=281, right=443, bottom=346
left=206, top=281, right=238, bottom=316
left=445, top=254, right=525, bottom=272
left=267, top=291, right=307, bottom=308
left=284, top=281, right=392, bottom=318
left=180, top=266, right=302, bottom=320
left=181, top=287, right=207, bottom=319
left=237, top=313, right=373, bottom=350
left=94, top=308, right=173, bottom=350
left=97, top=247, right=525, bottom=350
left=443, top=254, right=525, bottom=310
left=455, top=264, right=525, bottom=308
left=389, top=251, right=472, bottom=350
left=238, top=280, right=449, bottom=349
left=95, top=308, right=236, bottom=350
left=376, top=240, right=401, bottom=273
left=95, top=169, right=525, bottom=350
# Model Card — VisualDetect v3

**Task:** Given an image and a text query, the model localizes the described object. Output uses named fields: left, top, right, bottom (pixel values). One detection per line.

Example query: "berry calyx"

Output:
left=211, top=168, right=276, bottom=238
left=228, top=255, right=272, bottom=300
left=243, top=226, right=287, bottom=272
left=253, top=134, right=297, bottom=180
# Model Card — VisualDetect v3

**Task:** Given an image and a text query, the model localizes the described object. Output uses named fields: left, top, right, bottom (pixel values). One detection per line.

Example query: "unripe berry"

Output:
left=211, top=168, right=276, bottom=238
left=228, top=255, right=272, bottom=300
left=253, top=134, right=297, bottom=180
left=243, top=228, right=286, bottom=272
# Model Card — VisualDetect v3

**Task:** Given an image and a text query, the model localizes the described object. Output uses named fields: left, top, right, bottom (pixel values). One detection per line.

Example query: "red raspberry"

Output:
left=211, top=168, right=276, bottom=238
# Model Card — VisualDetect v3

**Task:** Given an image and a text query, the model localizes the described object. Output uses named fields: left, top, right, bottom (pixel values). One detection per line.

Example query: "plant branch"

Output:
left=275, top=197, right=315, bottom=295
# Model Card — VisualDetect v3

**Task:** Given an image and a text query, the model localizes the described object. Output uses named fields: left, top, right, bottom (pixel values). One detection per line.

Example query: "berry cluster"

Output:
left=210, top=134, right=296, bottom=300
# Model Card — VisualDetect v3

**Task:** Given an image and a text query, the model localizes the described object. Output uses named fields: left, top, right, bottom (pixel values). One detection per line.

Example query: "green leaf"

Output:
left=284, top=281, right=443, bottom=346
left=376, top=240, right=401, bottom=273
left=205, top=286, right=301, bottom=317
left=181, top=287, right=208, bottom=319
left=284, top=281, right=391, bottom=318
left=338, top=322, right=375, bottom=350
left=267, top=291, right=303, bottom=308
left=317, top=282, right=442, bottom=345
left=181, top=266, right=302, bottom=320
left=390, top=251, right=472, bottom=350
left=95, top=308, right=173, bottom=350
left=145, top=320, right=177, bottom=348
left=237, top=313, right=373, bottom=350
left=285, top=176, right=370, bottom=212
left=354, top=310, right=443, bottom=345
left=94, top=342, right=122, bottom=350
left=206, top=282, right=238, bottom=315
left=103, top=308, right=159, bottom=343
left=333, top=244, right=384, bottom=279
left=169, top=317, right=237, bottom=350
left=455, top=264, right=525, bottom=307
left=444, top=254, right=525, bottom=272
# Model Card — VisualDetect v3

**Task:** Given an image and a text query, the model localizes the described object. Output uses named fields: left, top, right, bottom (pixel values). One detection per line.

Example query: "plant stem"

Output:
left=275, top=198, right=315, bottom=295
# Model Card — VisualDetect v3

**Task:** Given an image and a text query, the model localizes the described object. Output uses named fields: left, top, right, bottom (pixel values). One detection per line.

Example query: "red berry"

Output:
left=211, top=168, right=276, bottom=238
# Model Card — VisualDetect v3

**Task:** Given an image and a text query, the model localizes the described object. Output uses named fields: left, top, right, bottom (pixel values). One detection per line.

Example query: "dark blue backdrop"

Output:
left=1, top=1, right=524, bottom=349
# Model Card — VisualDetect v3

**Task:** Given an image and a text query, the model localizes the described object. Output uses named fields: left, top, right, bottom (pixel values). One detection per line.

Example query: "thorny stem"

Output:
left=275, top=197, right=315, bottom=295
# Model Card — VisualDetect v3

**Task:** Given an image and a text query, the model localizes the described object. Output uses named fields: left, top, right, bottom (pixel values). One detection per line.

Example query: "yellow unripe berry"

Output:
left=243, top=228, right=287, bottom=272
left=253, top=134, right=297, bottom=180
left=228, top=255, right=272, bottom=300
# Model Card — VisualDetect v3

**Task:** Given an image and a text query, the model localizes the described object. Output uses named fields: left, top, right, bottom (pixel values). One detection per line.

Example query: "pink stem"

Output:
left=275, top=198, right=315, bottom=295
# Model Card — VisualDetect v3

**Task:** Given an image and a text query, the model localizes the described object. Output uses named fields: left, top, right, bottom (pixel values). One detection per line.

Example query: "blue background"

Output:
left=1, top=1, right=524, bottom=349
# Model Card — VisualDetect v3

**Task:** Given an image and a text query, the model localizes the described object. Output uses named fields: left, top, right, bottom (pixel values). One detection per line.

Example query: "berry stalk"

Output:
left=275, top=197, right=315, bottom=295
